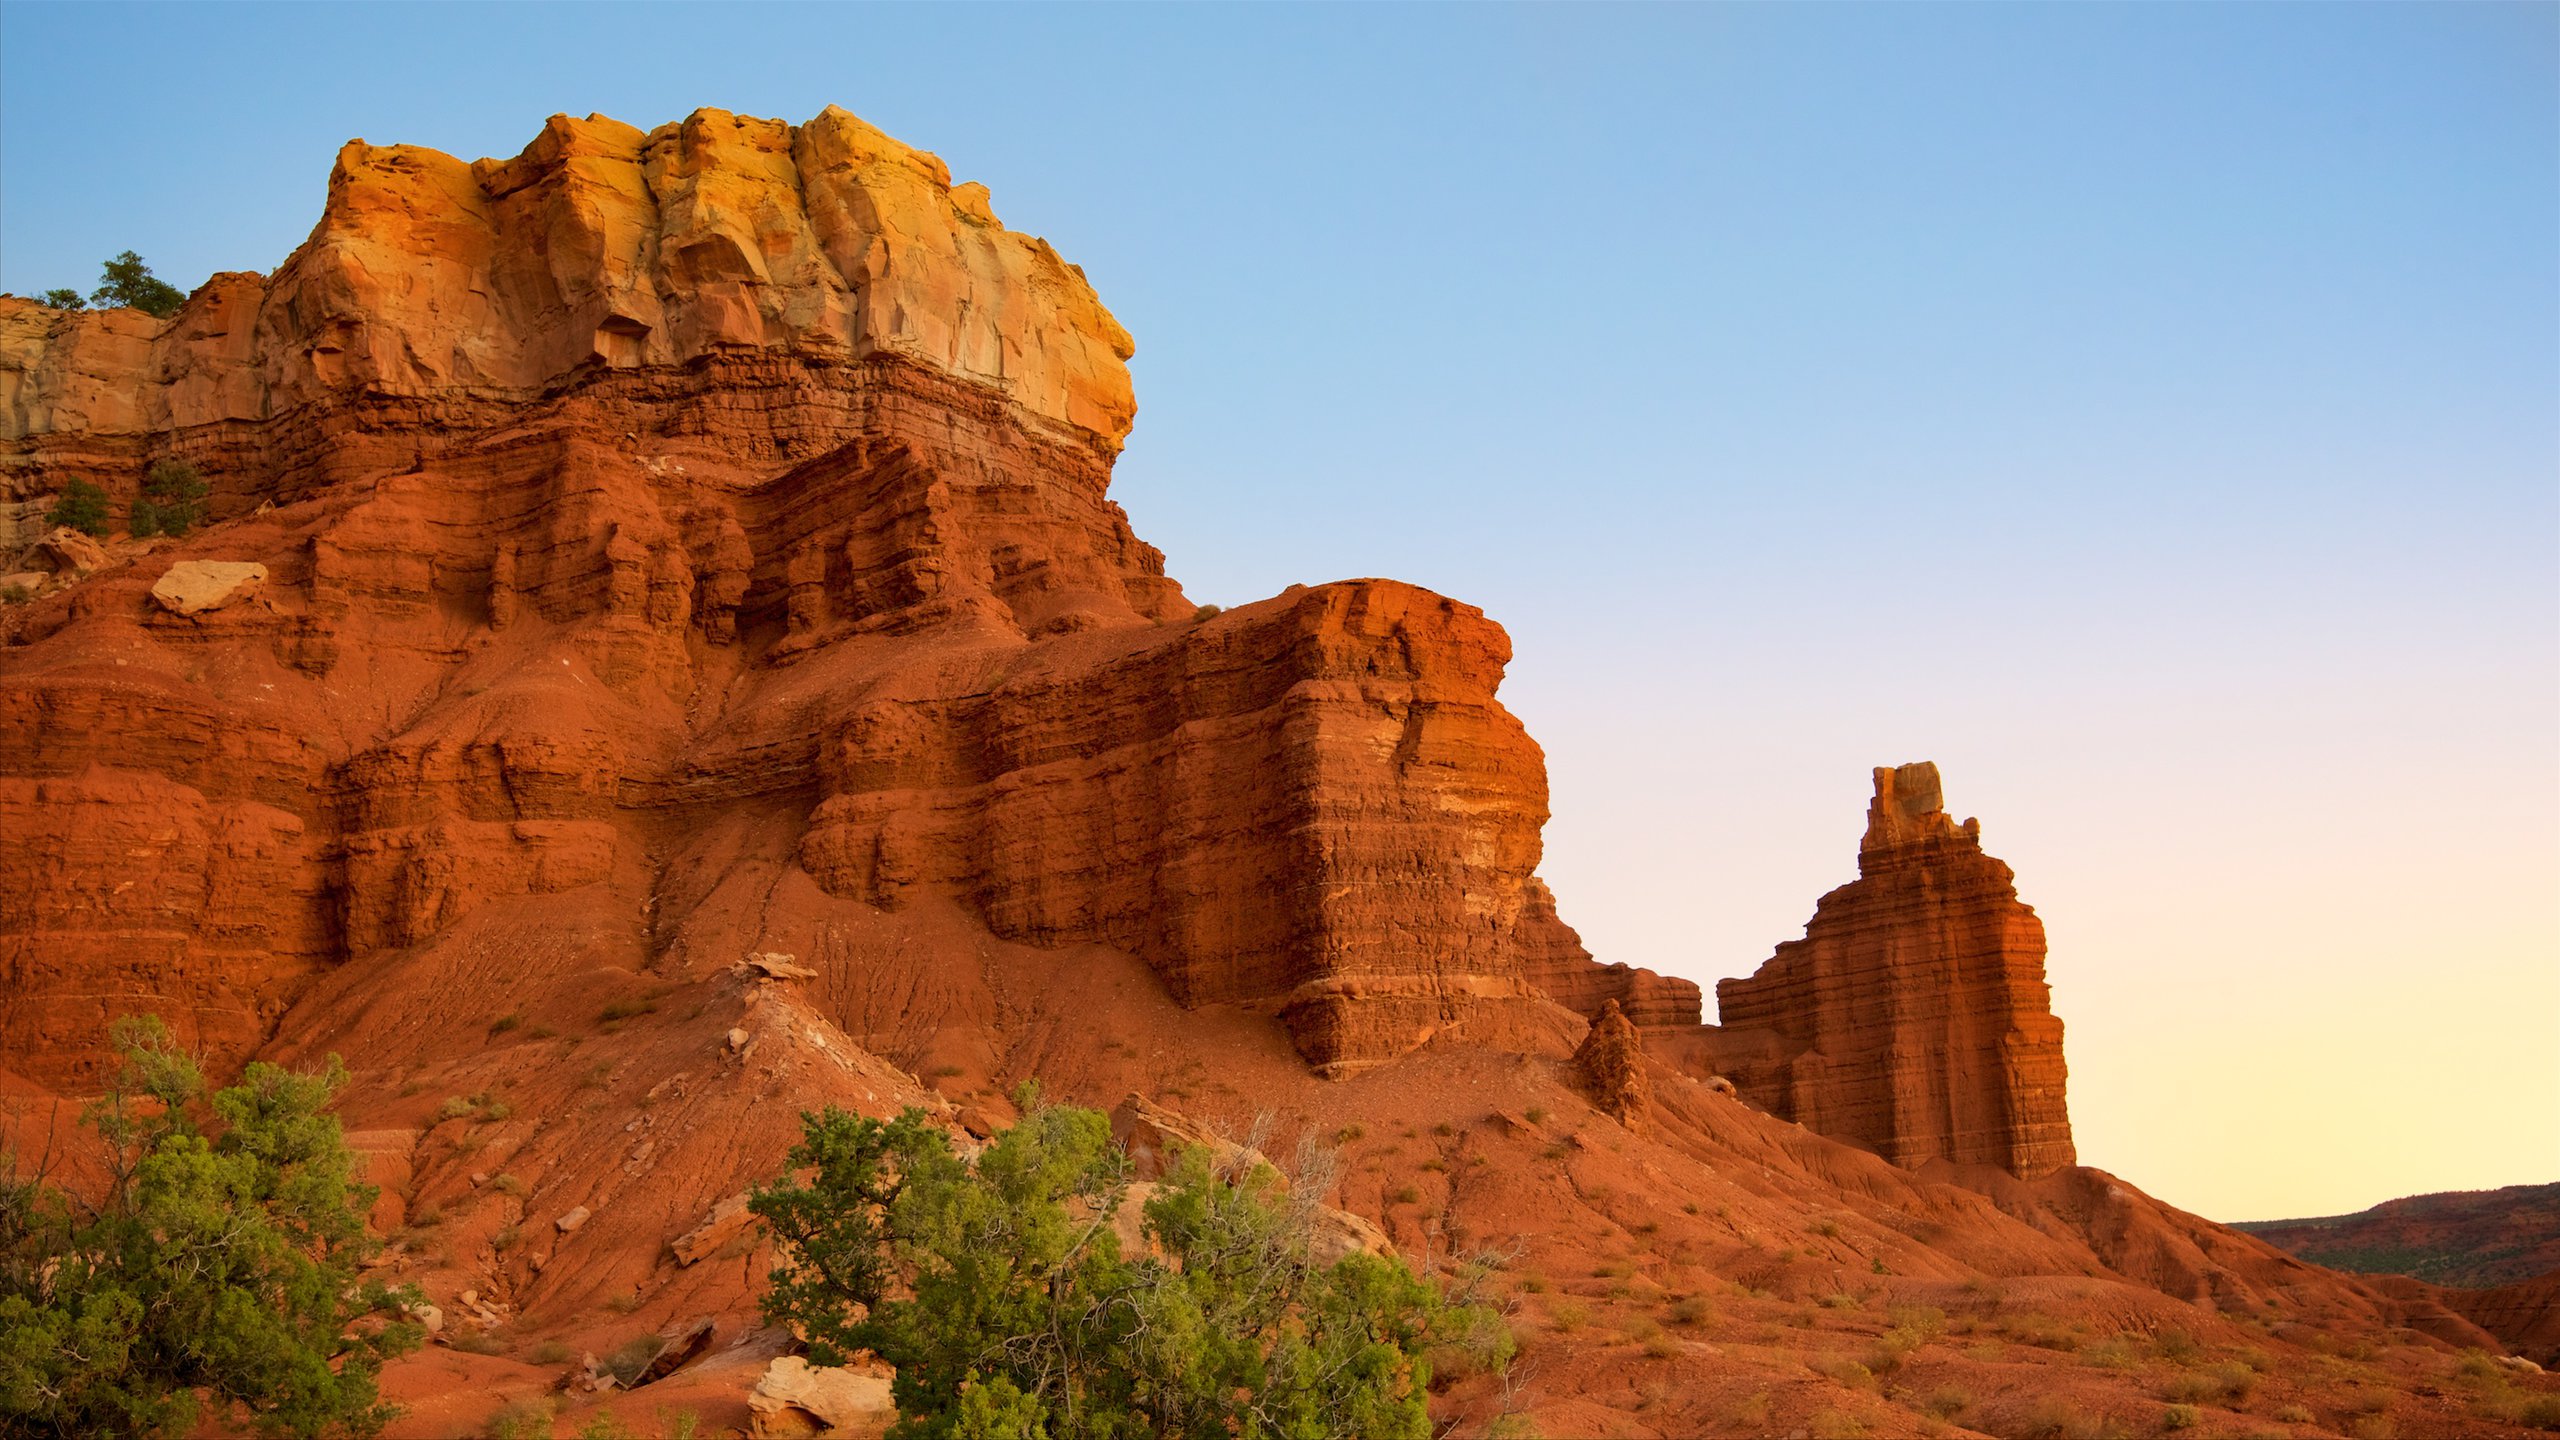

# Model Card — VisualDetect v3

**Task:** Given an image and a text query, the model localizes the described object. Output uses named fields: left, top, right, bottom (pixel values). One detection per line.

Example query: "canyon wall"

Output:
left=0, top=106, right=1583, bottom=1085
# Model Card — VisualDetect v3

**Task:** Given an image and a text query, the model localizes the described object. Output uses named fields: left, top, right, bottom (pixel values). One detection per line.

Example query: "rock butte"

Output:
left=3, top=107, right=2552, bottom=1434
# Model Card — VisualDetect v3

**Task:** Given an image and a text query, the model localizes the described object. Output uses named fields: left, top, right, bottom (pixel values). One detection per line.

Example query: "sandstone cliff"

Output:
left=0, top=106, right=1582, bottom=1086
left=2, top=107, right=2540, bottom=1440
left=1706, top=762, right=2077, bottom=1176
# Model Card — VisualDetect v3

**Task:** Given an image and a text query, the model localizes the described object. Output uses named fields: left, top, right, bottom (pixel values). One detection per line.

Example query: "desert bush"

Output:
left=0, top=1016, right=419, bottom=1438
left=529, top=1340, right=572, bottom=1366
left=131, top=459, right=208, bottom=537
left=2013, top=1395, right=2131, bottom=1440
left=2273, top=1403, right=2315, bottom=1424
left=751, top=1091, right=1496, bottom=1440
left=1665, top=1293, right=1714, bottom=1327
left=483, top=1397, right=554, bottom=1440
left=1922, top=1385, right=1974, bottom=1419
left=45, top=479, right=110, bottom=538
left=2161, top=1403, right=2199, bottom=1431
left=2520, top=1394, right=2560, bottom=1431
left=2162, top=1360, right=2257, bottom=1404
left=602, top=1333, right=662, bottom=1384
left=38, top=288, right=85, bottom=309
left=1810, top=1354, right=1876, bottom=1389
left=2084, top=1337, right=2143, bottom=1370
left=1809, top=1409, right=1867, bottom=1440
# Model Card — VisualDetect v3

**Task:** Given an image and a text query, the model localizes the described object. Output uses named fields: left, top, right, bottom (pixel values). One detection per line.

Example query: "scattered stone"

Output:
left=407, top=1302, right=442, bottom=1335
left=0, top=570, right=49, bottom=596
left=150, top=560, right=267, bottom=616
left=726, top=1027, right=751, bottom=1052
left=555, top=1205, right=591, bottom=1234
left=743, top=952, right=817, bottom=980
left=671, top=1191, right=758, bottom=1266
left=1704, top=1075, right=1738, bottom=1097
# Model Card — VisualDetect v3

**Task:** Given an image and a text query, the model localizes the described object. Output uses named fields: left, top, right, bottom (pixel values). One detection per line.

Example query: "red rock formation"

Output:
left=0, top=107, right=2525, bottom=1440
left=1572, top=998, right=1651, bottom=1131
left=0, top=106, right=1578, bottom=1085
left=1703, top=762, right=2075, bottom=1176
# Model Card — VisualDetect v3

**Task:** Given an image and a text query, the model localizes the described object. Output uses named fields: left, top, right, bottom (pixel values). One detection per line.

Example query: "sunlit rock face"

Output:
left=0, top=105, right=1589, bottom=1084
left=1710, top=762, right=2077, bottom=1177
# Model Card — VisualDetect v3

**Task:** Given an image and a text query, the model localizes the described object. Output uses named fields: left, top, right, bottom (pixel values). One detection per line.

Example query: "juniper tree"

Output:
left=0, top=1017, right=419, bottom=1439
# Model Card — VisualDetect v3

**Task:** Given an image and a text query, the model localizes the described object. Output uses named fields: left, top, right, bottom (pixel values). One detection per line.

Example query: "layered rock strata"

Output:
left=1708, top=762, right=2076, bottom=1176
left=0, top=106, right=1585, bottom=1084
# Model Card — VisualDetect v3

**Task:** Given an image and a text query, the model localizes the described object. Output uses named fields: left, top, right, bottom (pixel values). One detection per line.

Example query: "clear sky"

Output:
left=4, top=2, right=2552, bottom=1222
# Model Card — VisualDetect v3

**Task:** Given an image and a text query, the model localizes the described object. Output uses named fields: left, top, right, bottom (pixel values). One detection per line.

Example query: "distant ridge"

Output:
left=2233, top=1182, right=2560, bottom=1288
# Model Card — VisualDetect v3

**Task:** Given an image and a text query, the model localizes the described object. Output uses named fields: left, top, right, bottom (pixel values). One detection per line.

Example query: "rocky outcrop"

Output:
left=1572, top=999, right=1651, bottom=1131
left=1704, top=763, right=2075, bottom=1176
left=149, top=559, right=267, bottom=615
left=0, top=106, right=1589, bottom=1086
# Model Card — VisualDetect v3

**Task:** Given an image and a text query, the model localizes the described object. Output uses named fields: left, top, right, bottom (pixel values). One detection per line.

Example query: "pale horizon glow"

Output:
left=3, top=2, right=2552, bottom=1222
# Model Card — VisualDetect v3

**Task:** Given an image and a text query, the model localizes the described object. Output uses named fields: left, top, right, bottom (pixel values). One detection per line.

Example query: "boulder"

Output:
left=670, top=1191, right=757, bottom=1266
left=1309, top=1204, right=1396, bottom=1267
left=748, top=1355, right=895, bottom=1438
left=26, top=526, right=106, bottom=576
left=149, top=560, right=266, bottom=616
left=1109, top=1094, right=1272, bottom=1182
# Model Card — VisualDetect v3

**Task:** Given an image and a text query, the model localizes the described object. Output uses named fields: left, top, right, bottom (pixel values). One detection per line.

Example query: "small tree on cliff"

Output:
left=36, top=289, right=85, bottom=311
left=44, top=479, right=110, bottom=538
left=130, top=459, right=209, bottom=538
left=751, top=1091, right=1504, bottom=1440
left=89, top=251, right=186, bottom=319
left=0, top=1017, right=420, bottom=1439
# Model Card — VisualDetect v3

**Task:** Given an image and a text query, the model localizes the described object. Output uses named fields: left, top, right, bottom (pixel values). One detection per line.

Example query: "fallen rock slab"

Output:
left=671, top=1191, right=757, bottom=1266
left=150, top=560, right=267, bottom=616
left=749, top=1355, right=895, bottom=1438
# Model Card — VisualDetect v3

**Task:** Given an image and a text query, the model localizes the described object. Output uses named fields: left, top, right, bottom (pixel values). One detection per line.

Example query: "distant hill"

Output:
left=2233, top=1183, right=2560, bottom=1288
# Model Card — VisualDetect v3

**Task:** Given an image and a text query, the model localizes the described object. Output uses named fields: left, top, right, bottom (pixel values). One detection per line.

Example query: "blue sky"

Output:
left=4, top=2, right=2553, bottom=1220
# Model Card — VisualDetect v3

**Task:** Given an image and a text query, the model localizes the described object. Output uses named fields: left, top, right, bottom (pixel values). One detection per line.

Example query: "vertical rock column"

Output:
left=1711, top=763, right=2076, bottom=1177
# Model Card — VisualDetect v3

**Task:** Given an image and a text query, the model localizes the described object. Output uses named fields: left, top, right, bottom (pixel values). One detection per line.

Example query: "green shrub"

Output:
left=45, top=479, right=110, bottom=538
left=602, top=1334, right=662, bottom=1384
left=751, top=1093, right=1496, bottom=1440
left=0, top=1016, right=420, bottom=1437
left=483, top=1397, right=553, bottom=1440
left=2162, top=1403, right=2199, bottom=1431
left=89, top=251, right=186, bottom=318
left=37, top=288, right=85, bottom=310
